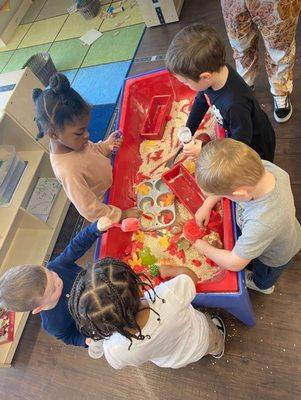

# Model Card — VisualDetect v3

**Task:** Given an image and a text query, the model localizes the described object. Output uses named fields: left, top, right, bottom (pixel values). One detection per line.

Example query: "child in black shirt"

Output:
left=166, top=24, right=275, bottom=162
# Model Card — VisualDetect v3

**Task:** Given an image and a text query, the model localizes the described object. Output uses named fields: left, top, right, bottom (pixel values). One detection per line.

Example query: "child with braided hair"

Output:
left=32, top=73, right=136, bottom=223
left=68, top=257, right=226, bottom=369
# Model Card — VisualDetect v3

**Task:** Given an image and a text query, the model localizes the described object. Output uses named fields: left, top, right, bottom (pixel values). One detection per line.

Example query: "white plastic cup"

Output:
left=178, top=127, right=192, bottom=144
left=88, top=339, right=104, bottom=359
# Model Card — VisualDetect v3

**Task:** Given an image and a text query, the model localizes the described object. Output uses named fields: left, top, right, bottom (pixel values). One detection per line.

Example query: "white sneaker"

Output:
left=245, top=270, right=275, bottom=295
left=211, top=315, right=226, bottom=359
left=273, top=95, right=292, bottom=123
left=88, top=339, right=104, bottom=359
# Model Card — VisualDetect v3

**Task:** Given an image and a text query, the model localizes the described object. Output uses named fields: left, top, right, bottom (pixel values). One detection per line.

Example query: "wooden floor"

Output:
left=1, top=1, right=301, bottom=399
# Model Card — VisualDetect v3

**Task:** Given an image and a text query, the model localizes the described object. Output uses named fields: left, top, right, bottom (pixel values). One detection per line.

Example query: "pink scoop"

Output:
left=110, top=217, right=140, bottom=232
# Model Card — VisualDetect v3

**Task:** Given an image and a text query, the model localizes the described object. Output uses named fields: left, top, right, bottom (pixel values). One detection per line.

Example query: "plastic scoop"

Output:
left=183, top=219, right=207, bottom=243
left=110, top=217, right=140, bottom=232
left=98, top=217, right=140, bottom=232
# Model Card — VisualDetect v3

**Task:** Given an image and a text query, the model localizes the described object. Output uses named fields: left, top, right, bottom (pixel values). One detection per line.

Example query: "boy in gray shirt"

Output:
left=192, top=138, right=301, bottom=294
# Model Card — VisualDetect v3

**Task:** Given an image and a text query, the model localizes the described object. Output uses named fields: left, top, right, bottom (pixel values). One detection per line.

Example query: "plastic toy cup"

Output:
left=183, top=219, right=207, bottom=243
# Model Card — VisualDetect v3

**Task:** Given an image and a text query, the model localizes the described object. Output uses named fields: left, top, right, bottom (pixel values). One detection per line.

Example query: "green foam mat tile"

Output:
left=49, top=39, right=89, bottom=71
left=0, top=24, right=31, bottom=52
left=100, top=0, right=144, bottom=32
left=82, top=23, right=145, bottom=67
left=2, top=44, right=51, bottom=73
left=0, top=51, right=14, bottom=73
left=36, top=0, right=73, bottom=21
left=21, top=0, right=47, bottom=24
left=18, top=15, right=68, bottom=48
left=55, top=11, right=103, bottom=41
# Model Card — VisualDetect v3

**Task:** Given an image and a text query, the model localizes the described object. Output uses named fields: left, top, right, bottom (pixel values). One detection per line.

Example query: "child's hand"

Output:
left=158, top=265, right=177, bottom=279
left=97, top=216, right=114, bottom=231
left=183, top=139, right=202, bottom=159
left=195, top=205, right=211, bottom=228
left=106, top=131, right=123, bottom=151
left=121, top=207, right=138, bottom=220
left=193, top=238, right=208, bottom=254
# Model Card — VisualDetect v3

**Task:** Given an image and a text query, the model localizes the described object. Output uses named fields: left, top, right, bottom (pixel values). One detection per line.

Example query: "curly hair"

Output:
left=32, top=73, right=90, bottom=140
left=68, top=257, right=165, bottom=349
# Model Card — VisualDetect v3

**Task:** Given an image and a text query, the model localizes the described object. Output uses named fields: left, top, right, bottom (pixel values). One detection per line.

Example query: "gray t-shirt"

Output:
left=234, top=161, right=301, bottom=267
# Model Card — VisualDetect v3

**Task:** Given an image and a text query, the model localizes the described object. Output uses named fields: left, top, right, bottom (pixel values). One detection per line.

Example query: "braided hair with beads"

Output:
left=68, top=257, right=165, bottom=349
left=32, top=73, right=90, bottom=140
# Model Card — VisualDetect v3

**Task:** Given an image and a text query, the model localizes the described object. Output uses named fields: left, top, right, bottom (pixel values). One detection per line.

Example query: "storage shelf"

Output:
left=0, top=68, right=69, bottom=366
left=2, top=227, right=57, bottom=271
left=0, top=213, right=68, bottom=366
left=0, top=150, right=44, bottom=250
left=0, top=312, right=29, bottom=367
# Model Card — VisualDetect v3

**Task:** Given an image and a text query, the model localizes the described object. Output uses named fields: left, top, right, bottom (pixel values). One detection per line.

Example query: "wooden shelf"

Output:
left=0, top=69, right=70, bottom=366
left=0, top=150, right=44, bottom=258
left=0, top=312, right=29, bottom=367
left=0, top=0, right=32, bottom=47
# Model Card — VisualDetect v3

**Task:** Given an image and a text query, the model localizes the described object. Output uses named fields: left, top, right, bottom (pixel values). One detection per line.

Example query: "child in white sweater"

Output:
left=68, top=257, right=226, bottom=369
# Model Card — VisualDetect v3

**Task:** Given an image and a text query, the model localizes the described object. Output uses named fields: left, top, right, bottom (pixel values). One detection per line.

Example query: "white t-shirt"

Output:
left=103, top=274, right=210, bottom=369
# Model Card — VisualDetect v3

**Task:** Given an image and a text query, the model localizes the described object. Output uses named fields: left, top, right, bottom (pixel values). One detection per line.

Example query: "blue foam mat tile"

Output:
left=71, top=61, right=131, bottom=105
left=88, top=103, right=115, bottom=143
left=61, top=68, right=78, bottom=84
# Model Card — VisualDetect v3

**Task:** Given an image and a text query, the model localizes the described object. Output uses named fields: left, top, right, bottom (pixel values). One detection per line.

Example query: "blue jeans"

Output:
left=250, top=258, right=292, bottom=290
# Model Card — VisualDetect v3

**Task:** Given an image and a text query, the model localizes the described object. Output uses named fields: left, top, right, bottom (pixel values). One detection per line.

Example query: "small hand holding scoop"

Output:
left=97, top=216, right=140, bottom=232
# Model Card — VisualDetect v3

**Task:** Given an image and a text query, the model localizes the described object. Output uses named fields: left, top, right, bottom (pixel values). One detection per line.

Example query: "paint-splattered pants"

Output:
left=221, top=0, right=301, bottom=96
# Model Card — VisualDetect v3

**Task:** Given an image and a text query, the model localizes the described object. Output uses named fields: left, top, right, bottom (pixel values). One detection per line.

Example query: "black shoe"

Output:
left=273, top=95, right=292, bottom=123
left=211, top=315, right=226, bottom=359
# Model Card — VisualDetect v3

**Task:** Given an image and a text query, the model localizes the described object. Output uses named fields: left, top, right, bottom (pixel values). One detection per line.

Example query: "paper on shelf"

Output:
left=27, top=177, right=61, bottom=220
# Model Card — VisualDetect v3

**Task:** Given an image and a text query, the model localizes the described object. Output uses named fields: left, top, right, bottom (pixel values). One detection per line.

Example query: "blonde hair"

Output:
left=196, top=139, right=265, bottom=195
left=0, top=265, right=47, bottom=312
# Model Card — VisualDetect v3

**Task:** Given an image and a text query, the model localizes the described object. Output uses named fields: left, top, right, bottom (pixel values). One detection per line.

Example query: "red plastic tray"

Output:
left=162, top=163, right=205, bottom=215
left=141, top=95, right=173, bottom=140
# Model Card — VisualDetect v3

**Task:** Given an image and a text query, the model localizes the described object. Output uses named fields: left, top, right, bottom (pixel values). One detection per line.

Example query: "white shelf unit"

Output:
left=0, top=68, right=49, bottom=152
left=0, top=0, right=32, bottom=47
left=137, top=0, right=185, bottom=27
left=0, top=71, right=70, bottom=367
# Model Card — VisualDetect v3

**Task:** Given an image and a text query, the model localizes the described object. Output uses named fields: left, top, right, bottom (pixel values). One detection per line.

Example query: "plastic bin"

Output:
left=22, top=52, right=57, bottom=87
left=77, top=0, right=101, bottom=20
left=140, top=95, right=173, bottom=140
left=0, top=147, right=26, bottom=206
left=162, top=163, right=205, bottom=215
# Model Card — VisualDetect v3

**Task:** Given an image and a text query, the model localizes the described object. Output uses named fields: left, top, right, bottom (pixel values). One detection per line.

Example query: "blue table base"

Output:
left=193, top=270, right=255, bottom=327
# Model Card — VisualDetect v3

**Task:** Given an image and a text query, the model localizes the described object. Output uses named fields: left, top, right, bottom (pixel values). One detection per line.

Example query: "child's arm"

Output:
left=52, top=326, right=86, bottom=347
left=50, top=222, right=101, bottom=267
left=195, top=195, right=222, bottom=228
left=43, top=321, right=86, bottom=347
left=186, top=92, right=209, bottom=135
left=158, top=265, right=199, bottom=284
left=193, top=239, right=250, bottom=271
